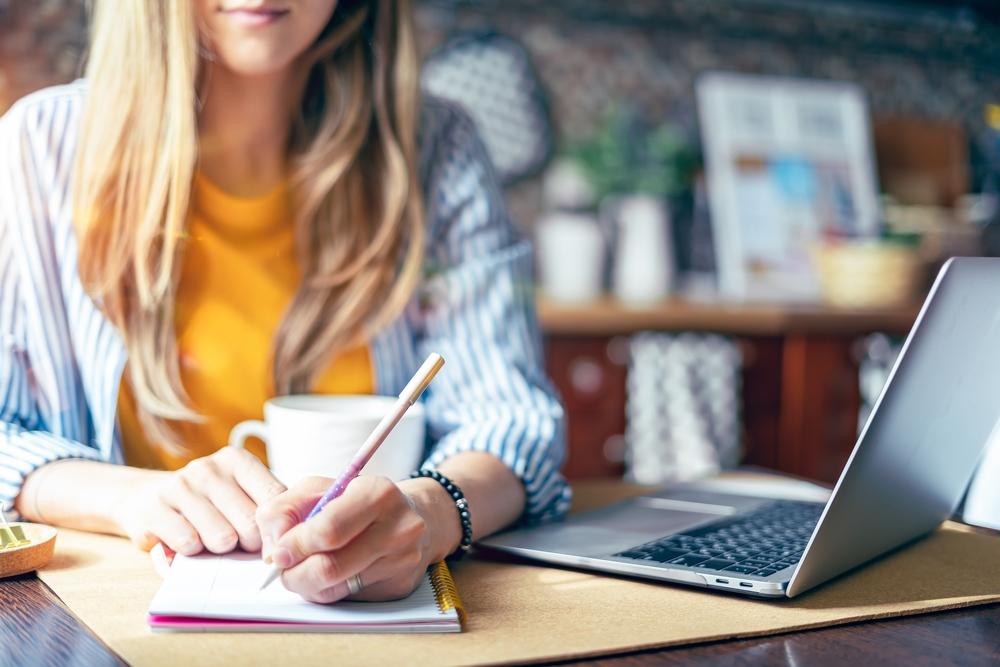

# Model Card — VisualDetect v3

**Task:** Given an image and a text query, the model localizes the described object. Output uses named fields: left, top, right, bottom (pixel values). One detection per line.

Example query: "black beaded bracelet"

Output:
left=409, top=468, right=473, bottom=560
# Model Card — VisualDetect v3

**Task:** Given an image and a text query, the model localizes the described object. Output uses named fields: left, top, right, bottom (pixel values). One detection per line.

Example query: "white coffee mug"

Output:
left=228, top=395, right=426, bottom=487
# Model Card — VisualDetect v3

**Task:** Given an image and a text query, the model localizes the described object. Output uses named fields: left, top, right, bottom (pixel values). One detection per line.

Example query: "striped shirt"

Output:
left=0, top=81, right=570, bottom=524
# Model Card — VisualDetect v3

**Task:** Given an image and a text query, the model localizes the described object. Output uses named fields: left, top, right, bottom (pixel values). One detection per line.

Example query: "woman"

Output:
left=0, top=0, right=569, bottom=603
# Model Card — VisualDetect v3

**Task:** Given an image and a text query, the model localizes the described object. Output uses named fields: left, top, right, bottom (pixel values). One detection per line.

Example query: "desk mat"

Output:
left=37, top=481, right=1000, bottom=666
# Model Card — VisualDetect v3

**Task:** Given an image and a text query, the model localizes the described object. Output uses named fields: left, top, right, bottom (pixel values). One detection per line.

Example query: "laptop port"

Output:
left=715, top=578, right=729, bottom=584
left=739, top=582, right=754, bottom=588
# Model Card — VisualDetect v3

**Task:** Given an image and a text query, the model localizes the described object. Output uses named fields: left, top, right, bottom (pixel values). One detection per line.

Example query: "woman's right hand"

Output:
left=112, top=446, right=286, bottom=556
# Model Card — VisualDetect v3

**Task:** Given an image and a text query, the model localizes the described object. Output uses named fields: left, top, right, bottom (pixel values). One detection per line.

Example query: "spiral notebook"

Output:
left=148, top=552, right=464, bottom=633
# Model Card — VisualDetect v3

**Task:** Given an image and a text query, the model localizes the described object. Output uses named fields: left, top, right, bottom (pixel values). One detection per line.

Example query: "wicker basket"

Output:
left=812, top=241, right=923, bottom=308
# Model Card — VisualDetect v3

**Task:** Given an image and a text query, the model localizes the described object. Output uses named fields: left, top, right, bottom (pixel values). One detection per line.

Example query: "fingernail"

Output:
left=179, top=537, right=201, bottom=556
left=273, top=547, right=292, bottom=568
left=261, top=534, right=273, bottom=561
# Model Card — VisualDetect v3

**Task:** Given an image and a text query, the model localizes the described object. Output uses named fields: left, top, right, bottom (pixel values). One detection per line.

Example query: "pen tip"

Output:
left=258, top=567, right=279, bottom=591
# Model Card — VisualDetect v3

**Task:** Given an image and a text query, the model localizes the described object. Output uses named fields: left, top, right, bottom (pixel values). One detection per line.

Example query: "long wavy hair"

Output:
left=72, top=0, right=424, bottom=452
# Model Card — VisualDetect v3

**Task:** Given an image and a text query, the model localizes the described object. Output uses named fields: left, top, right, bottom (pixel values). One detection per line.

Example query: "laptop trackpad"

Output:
left=489, top=500, right=728, bottom=557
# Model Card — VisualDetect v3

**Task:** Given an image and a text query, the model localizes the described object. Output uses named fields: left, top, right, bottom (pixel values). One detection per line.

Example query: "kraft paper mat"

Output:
left=37, top=483, right=1000, bottom=666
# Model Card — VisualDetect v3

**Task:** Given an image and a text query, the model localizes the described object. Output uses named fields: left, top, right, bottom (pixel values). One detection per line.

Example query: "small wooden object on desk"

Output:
left=0, top=506, right=57, bottom=579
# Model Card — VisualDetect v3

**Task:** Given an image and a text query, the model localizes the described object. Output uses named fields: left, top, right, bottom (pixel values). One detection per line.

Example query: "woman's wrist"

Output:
left=409, top=468, right=473, bottom=560
left=16, top=461, right=57, bottom=522
left=18, top=460, right=165, bottom=535
left=398, top=476, right=463, bottom=564
left=105, top=466, right=167, bottom=536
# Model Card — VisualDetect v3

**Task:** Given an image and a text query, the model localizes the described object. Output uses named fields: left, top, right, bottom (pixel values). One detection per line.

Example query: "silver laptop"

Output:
left=481, top=257, right=1000, bottom=598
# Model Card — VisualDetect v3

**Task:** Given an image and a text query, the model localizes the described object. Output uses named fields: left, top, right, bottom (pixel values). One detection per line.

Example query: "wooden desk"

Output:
left=2, top=479, right=997, bottom=666
left=539, top=296, right=922, bottom=482
left=2, top=573, right=998, bottom=666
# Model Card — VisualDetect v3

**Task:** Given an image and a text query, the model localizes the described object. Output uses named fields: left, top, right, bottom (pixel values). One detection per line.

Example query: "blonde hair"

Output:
left=73, top=0, right=424, bottom=451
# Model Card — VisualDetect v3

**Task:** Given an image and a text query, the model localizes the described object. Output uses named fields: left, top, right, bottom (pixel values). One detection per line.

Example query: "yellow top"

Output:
left=119, top=172, right=374, bottom=470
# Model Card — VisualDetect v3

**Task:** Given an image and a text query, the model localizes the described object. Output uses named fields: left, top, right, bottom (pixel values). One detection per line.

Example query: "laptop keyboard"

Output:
left=614, top=500, right=823, bottom=577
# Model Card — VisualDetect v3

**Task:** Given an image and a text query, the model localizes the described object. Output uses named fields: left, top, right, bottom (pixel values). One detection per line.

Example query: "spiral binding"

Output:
left=429, top=561, right=466, bottom=625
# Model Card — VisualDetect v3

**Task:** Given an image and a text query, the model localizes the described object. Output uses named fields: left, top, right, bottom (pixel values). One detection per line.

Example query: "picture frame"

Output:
left=697, top=72, right=880, bottom=301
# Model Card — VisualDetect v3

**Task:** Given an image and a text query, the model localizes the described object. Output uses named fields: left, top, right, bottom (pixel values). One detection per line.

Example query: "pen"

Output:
left=257, top=352, right=445, bottom=591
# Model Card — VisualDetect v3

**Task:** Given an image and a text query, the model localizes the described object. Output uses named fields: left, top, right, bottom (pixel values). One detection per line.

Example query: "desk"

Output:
left=2, top=479, right=997, bottom=666
left=539, top=296, right=922, bottom=482
left=2, top=575, right=999, bottom=666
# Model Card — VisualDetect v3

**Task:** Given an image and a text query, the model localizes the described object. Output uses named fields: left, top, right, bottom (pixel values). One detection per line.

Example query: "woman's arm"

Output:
left=413, top=102, right=570, bottom=524
left=0, top=91, right=109, bottom=521
left=0, top=261, right=106, bottom=525
left=17, top=449, right=286, bottom=554
left=14, top=460, right=146, bottom=534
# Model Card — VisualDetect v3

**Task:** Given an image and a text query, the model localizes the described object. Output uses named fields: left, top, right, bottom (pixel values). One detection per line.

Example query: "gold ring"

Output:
left=346, top=573, right=363, bottom=596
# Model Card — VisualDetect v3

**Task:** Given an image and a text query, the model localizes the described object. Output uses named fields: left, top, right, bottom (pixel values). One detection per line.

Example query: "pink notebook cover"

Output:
left=148, top=615, right=457, bottom=633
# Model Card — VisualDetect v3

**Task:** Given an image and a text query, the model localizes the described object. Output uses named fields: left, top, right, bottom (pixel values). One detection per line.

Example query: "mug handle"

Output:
left=229, top=420, right=268, bottom=450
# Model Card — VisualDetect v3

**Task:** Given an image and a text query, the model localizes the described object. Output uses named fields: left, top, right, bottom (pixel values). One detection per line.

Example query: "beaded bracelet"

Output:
left=409, top=468, right=473, bottom=560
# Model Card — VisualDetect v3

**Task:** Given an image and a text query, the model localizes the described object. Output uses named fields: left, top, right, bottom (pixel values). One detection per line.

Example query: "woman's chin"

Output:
left=209, top=46, right=300, bottom=79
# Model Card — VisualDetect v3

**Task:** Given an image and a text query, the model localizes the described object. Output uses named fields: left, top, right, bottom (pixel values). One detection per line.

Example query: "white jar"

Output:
left=535, top=212, right=605, bottom=304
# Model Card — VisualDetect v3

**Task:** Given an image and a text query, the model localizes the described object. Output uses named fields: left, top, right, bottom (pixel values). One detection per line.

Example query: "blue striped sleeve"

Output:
left=0, top=95, right=102, bottom=521
left=415, top=103, right=571, bottom=524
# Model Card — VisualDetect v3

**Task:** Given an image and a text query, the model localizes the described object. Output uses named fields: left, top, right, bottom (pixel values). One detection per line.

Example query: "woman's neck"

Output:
left=197, top=63, right=306, bottom=197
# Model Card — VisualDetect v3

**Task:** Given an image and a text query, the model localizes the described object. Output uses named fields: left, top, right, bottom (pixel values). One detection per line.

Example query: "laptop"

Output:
left=481, top=257, right=1000, bottom=598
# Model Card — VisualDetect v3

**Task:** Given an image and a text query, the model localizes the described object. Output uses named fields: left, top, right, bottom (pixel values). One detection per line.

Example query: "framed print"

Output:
left=697, top=72, right=880, bottom=301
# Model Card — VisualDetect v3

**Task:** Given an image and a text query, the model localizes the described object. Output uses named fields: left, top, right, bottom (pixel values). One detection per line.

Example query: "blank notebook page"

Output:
left=148, top=551, right=459, bottom=631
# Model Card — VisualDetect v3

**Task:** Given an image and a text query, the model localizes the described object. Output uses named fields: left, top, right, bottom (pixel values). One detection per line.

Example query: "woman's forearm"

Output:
left=399, top=451, right=526, bottom=563
left=19, top=452, right=527, bottom=564
left=15, top=459, right=164, bottom=535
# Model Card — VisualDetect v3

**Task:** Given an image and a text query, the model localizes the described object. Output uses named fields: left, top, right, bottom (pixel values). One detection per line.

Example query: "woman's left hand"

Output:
left=256, top=476, right=437, bottom=602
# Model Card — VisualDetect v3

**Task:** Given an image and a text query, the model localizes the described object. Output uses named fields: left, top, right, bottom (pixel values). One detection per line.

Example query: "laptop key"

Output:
left=720, top=552, right=748, bottom=560
left=754, top=568, right=779, bottom=577
left=723, top=565, right=758, bottom=574
left=695, top=558, right=739, bottom=571
left=645, top=548, right=690, bottom=563
left=668, top=554, right=712, bottom=566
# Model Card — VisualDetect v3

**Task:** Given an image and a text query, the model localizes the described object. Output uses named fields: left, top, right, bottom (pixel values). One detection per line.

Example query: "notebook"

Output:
left=147, top=551, right=464, bottom=633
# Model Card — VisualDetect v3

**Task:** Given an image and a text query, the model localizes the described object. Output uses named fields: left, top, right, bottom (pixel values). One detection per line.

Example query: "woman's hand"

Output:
left=113, top=446, right=286, bottom=556
left=256, top=475, right=456, bottom=603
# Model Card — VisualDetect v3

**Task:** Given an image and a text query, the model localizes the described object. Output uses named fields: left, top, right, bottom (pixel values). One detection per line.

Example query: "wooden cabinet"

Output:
left=540, top=297, right=918, bottom=484
left=545, top=336, right=628, bottom=478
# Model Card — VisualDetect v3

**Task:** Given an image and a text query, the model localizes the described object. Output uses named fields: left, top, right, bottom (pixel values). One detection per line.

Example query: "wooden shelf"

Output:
left=541, top=292, right=923, bottom=481
left=537, top=294, right=921, bottom=336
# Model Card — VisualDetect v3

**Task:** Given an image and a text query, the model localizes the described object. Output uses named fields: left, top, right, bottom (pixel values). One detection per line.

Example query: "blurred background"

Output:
left=3, top=0, right=1000, bottom=490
